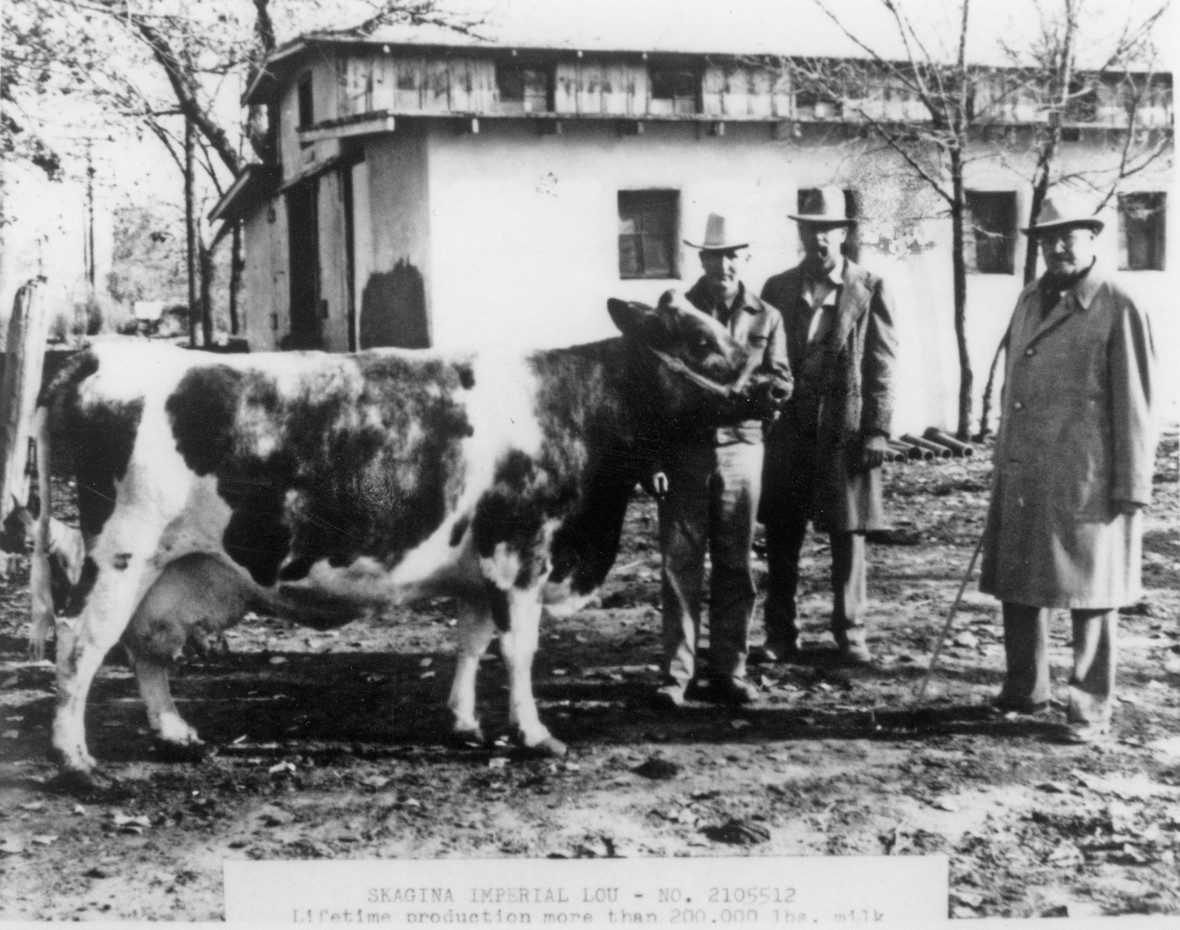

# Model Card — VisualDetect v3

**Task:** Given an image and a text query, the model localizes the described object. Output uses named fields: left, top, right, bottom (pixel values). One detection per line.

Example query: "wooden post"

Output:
left=0, top=278, right=51, bottom=575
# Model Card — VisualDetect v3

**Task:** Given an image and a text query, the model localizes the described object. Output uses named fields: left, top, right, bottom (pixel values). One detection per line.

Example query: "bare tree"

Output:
left=775, top=0, right=980, bottom=438
left=3, top=0, right=481, bottom=340
left=974, top=0, right=1172, bottom=437
left=772, top=0, right=1171, bottom=439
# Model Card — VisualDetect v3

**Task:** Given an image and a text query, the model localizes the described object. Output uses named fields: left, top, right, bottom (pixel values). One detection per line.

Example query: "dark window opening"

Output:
left=1119, top=191, right=1166, bottom=271
left=297, top=74, right=314, bottom=130
left=496, top=62, right=552, bottom=113
left=966, top=191, right=1017, bottom=274
left=1065, top=77, right=1098, bottom=123
left=794, top=88, right=843, bottom=120
left=619, top=190, right=679, bottom=279
left=650, top=65, right=699, bottom=115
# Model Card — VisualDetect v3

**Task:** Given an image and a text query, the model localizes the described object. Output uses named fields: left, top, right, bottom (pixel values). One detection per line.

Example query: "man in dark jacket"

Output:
left=757, top=187, right=898, bottom=664
left=654, top=213, right=792, bottom=708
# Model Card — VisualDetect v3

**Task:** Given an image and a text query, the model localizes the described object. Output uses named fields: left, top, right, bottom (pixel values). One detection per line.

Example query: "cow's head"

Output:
left=608, top=291, right=751, bottom=392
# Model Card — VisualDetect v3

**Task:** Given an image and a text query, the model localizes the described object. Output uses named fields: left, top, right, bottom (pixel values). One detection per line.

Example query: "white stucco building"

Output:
left=211, top=14, right=1174, bottom=434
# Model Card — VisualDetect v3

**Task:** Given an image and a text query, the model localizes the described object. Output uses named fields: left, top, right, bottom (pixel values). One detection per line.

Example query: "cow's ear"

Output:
left=607, top=298, right=661, bottom=343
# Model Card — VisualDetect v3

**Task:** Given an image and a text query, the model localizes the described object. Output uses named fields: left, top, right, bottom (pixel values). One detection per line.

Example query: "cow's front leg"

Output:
left=501, top=586, right=567, bottom=757
left=52, top=559, right=155, bottom=784
left=447, top=601, right=496, bottom=747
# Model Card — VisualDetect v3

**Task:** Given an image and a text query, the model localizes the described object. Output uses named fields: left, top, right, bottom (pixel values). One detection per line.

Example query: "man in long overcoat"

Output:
left=758, top=187, right=898, bottom=664
left=980, top=193, right=1156, bottom=744
left=654, top=213, right=792, bottom=708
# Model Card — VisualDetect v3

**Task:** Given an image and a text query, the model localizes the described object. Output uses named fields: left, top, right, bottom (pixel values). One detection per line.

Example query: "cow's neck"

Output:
left=526, top=339, right=664, bottom=597
left=528, top=338, right=662, bottom=473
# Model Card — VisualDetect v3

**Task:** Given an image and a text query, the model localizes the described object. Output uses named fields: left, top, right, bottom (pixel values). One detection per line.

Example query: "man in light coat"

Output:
left=980, top=193, right=1157, bottom=744
left=757, top=186, right=898, bottom=664
left=654, top=213, right=793, bottom=708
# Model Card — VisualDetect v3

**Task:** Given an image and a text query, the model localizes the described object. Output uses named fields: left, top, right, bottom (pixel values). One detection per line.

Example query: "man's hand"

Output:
left=1114, top=499, right=1146, bottom=517
left=860, top=433, right=889, bottom=470
left=744, top=379, right=792, bottom=418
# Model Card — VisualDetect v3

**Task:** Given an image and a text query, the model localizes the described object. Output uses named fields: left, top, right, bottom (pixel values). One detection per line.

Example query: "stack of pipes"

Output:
left=886, top=428, right=977, bottom=463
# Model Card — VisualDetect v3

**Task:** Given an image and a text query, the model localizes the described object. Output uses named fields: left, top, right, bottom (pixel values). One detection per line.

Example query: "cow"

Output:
left=35, top=295, right=780, bottom=786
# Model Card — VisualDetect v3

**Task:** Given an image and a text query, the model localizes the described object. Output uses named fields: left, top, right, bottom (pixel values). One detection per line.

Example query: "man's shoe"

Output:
left=1063, top=720, right=1112, bottom=744
left=749, top=639, right=799, bottom=665
left=990, top=697, right=1051, bottom=716
left=707, top=677, right=759, bottom=706
left=653, top=680, right=688, bottom=709
left=834, top=630, right=872, bottom=665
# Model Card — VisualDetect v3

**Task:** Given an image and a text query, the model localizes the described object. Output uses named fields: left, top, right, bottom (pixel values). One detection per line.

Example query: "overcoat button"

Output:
left=1013, top=401, right=1024, bottom=411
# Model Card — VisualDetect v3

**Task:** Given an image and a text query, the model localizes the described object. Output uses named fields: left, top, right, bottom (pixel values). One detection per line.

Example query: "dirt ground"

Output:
left=0, top=434, right=1177, bottom=921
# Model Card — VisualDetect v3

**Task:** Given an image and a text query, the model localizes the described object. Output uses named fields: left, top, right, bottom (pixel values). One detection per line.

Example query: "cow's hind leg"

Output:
left=52, top=557, right=157, bottom=785
left=122, top=556, right=248, bottom=761
left=447, top=601, right=496, bottom=747
left=501, top=587, right=566, bottom=758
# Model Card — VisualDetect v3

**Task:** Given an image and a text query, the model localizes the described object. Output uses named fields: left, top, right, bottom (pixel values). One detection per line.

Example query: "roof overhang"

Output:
left=208, top=164, right=282, bottom=225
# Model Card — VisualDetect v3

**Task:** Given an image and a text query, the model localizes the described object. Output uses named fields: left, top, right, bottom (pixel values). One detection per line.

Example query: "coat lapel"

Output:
left=831, top=262, right=869, bottom=347
left=1022, top=267, right=1105, bottom=349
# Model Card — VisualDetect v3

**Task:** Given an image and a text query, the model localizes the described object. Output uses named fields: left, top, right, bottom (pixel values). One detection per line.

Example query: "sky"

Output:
left=384, top=0, right=1177, bottom=69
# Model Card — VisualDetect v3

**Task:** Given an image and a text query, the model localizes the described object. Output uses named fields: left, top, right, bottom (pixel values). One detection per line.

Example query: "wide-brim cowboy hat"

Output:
left=683, top=212, right=749, bottom=251
left=1021, top=193, right=1105, bottom=234
left=788, top=185, right=855, bottom=225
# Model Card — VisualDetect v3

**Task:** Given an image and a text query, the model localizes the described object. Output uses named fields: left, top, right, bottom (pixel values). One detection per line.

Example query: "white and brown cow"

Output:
left=36, top=295, right=773, bottom=785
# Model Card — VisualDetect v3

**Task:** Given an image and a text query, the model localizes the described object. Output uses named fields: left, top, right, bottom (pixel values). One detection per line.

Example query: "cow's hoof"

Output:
left=48, top=767, right=129, bottom=800
left=517, top=735, right=568, bottom=759
left=152, top=737, right=211, bottom=763
left=449, top=725, right=487, bottom=750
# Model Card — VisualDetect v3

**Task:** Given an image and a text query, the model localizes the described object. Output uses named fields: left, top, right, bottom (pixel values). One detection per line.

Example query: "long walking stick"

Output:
left=912, top=529, right=987, bottom=706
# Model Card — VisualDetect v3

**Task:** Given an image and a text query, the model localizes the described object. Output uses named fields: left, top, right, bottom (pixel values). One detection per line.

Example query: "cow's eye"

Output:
left=695, top=337, right=713, bottom=352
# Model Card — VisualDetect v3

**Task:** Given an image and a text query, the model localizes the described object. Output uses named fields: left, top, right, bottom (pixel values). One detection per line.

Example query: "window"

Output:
left=794, top=88, right=843, bottom=120
left=496, top=62, right=552, bottom=113
left=965, top=191, right=1017, bottom=274
left=1119, top=192, right=1166, bottom=271
left=618, top=191, right=679, bottom=279
left=649, top=64, right=699, bottom=115
left=297, top=74, right=314, bottom=130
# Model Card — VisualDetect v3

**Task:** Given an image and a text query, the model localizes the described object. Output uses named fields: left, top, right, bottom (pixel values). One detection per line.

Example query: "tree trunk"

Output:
left=950, top=147, right=972, bottom=440
left=185, top=118, right=198, bottom=347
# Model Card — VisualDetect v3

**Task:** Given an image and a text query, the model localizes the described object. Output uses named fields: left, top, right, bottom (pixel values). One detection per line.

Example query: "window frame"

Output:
left=617, top=190, right=680, bottom=281
left=965, top=190, right=1018, bottom=275
left=1118, top=191, right=1167, bottom=271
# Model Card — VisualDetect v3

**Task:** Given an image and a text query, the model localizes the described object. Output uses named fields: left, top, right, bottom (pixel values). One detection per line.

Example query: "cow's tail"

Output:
left=28, top=404, right=56, bottom=661
left=28, top=353, right=91, bottom=661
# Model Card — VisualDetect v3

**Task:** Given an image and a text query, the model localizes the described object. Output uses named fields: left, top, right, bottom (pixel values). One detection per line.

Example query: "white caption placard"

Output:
left=225, top=855, right=948, bottom=925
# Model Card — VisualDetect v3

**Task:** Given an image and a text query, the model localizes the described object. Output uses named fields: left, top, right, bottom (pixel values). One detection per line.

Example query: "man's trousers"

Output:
left=659, top=442, right=762, bottom=686
left=1000, top=602, right=1117, bottom=724
left=763, top=516, right=866, bottom=646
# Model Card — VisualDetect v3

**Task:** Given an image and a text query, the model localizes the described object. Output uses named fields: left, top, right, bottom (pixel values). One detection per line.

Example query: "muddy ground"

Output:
left=0, top=435, right=1177, bottom=921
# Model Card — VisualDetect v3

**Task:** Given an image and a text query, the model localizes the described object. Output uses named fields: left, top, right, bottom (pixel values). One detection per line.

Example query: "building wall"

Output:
left=239, top=198, right=290, bottom=351
left=241, top=110, right=1175, bottom=432
left=355, top=122, right=433, bottom=349
left=418, top=118, right=1174, bottom=433
left=316, top=169, right=352, bottom=352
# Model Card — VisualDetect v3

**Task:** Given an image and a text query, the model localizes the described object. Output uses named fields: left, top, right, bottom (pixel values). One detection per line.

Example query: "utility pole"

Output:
left=85, top=140, right=96, bottom=290
left=185, top=116, right=198, bottom=347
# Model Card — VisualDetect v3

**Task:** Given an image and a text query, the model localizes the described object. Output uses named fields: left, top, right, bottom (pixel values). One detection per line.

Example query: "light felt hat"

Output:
left=683, top=213, right=749, bottom=252
left=1022, top=193, right=1105, bottom=234
left=789, top=185, right=855, bottom=225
